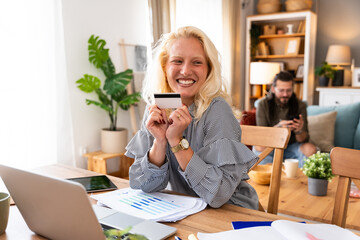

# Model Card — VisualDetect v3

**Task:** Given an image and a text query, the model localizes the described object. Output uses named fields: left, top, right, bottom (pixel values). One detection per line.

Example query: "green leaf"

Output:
left=88, top=35, right=109, bottom=69
left=76, top=74, right=101, bottom=93
left=101, top=57, right=116, bottom=79
left=95, top=88, right=112, bottom=106
left=120, top=93, right=141, bottom=105
left=104, top=69, right=133, bottom=95
left=301, top=151, right=334, bottom=180
left=85, top=99, right=114, bottom=115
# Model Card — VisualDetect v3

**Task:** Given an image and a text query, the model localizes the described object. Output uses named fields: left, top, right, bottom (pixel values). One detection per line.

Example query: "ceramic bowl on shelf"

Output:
left=248, top=164, right=272, bottom=185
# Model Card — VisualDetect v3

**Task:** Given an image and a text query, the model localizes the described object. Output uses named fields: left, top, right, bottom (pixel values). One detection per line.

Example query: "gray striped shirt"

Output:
left=125, top=97, right=259, bottom=209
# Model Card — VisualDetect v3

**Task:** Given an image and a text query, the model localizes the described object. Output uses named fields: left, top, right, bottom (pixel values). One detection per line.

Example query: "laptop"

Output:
left=0, top=164, right=176, bottom=240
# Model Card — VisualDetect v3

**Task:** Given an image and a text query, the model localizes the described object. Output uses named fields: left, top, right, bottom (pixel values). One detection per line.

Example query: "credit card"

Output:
left=154, top=93, right=182, bottom=109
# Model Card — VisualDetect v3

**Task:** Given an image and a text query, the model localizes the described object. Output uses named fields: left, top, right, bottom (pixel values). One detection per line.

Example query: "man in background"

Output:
left=254, top=71, right=317, bottom=167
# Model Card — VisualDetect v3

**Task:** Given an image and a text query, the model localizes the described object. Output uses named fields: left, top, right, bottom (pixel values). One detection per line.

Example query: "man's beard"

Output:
left=276, top=96, right=290, bottom=106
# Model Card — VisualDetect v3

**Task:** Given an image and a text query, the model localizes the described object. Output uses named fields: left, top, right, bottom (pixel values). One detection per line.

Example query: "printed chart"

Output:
left=92, top=188, right=207, bottom=221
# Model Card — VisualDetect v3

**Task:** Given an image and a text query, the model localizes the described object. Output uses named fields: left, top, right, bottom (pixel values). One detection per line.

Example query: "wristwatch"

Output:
left=171, top=138, right=189, bottom=153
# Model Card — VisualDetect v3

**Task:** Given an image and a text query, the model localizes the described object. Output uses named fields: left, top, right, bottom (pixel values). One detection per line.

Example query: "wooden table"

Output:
left=249, top=169, right=360, bottom=231
left=1, top=164, right=302, bottom=240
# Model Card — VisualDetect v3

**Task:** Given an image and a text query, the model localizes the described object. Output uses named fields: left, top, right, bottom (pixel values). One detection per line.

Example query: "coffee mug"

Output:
left=282, top=159, right=299, bottom=178
left=0, top=192, right=10, bottom=235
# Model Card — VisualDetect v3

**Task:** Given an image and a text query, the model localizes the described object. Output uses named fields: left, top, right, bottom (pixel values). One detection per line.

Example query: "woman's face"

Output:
left=165, top=37, right=209, bottom=106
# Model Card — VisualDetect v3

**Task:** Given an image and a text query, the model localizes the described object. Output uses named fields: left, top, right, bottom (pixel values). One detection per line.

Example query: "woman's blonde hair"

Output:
left=142, top=26, right=231, bottom=120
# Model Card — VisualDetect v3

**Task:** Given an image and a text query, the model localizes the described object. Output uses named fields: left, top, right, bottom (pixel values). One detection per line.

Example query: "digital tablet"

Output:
left=67, top=175, right=117, bottom=193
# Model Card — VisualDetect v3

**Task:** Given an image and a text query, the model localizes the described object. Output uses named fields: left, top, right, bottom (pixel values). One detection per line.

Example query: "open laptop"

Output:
left=0, top=164, right=176, bottom=240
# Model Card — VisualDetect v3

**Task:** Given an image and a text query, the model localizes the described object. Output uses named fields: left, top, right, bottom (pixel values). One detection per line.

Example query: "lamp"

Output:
left=325, top=45, right=351, bottom=86
left=250, top=62, right=281, bottom=97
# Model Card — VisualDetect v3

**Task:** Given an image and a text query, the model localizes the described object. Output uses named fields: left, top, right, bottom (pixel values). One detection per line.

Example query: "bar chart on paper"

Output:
left=118, top=190, right=181, bottom=215
left=92, top=187, right=207, bottom=221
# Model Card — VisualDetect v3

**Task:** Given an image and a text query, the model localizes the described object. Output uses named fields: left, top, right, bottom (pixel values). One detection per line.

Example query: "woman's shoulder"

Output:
left=203, top=97, right=235, bottom=120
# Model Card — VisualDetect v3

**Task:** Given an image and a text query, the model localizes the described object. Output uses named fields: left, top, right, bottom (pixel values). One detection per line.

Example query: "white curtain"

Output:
left=0, top=0, right=75, bottom=169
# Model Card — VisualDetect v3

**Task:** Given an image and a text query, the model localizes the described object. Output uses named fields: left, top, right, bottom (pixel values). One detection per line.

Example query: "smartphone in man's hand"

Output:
left=289, top=114, right=300, bottom=120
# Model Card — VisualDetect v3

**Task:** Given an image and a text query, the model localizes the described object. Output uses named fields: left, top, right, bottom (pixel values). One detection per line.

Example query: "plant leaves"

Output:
left=120, top=93, right=142, bottom=105
left=85, top=99, right=114, bottom=115
left=104, top=69, right=133, bottom=95
left=88, top=35, right=109, bottom=69
left=95, top=88, right=112, bottom=106
left=101, top=57, right=116, bottom=79
left=76, top=74, right=101, bottom=93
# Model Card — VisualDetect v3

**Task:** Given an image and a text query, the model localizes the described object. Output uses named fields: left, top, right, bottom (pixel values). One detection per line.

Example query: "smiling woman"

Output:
left=125, top=26, right=259, bottom=210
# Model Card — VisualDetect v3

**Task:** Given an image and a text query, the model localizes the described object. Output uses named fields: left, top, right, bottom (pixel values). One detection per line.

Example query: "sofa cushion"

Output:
left=307, top=102, right=360, bottom=149
left=354, top=120, right=360, bottom=150
left=308, top=111, right=337, bottom=152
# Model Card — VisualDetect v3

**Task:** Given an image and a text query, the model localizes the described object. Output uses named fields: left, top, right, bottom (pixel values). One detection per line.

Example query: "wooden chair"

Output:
left=240, top=125, right=291, bottom=214
left=330, top=147, right=360, bottom=228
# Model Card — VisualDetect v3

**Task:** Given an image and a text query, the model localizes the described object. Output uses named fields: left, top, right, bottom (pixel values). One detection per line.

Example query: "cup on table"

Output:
left=0, top=192, right=10, bottom=235
left=282, top=159, right=299, bottom=178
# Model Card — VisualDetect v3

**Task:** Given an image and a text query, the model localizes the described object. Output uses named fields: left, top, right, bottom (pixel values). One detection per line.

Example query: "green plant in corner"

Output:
left=301, top=151, right=334, bottom=181
left=315, top=61, right=336, bottom=79
left=76, top=35, right=141, bottom=131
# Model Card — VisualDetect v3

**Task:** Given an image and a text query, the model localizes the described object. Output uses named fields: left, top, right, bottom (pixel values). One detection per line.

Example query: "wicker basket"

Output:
left=285, top=0, right=312, bottom=11
left=258, top=0, right=281, bottom=4
left=257, top=2, right=282, bottom=14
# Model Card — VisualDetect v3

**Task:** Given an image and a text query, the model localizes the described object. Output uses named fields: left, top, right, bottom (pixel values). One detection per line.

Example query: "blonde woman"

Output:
left=125, top=26, right=258, bottom=209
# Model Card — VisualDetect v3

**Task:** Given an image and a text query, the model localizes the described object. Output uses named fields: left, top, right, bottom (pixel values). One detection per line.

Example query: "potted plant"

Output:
left=315, top=61, right=336, bottom=87
left=76, top=35, right=141, bottom=153
left=302, top=151, right=334, bottom=196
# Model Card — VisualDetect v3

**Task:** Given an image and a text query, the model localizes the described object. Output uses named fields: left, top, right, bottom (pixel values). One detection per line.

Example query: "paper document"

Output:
left=198, top=220, right=360, bottom=240
left=91, top=187, right=207, bottom=222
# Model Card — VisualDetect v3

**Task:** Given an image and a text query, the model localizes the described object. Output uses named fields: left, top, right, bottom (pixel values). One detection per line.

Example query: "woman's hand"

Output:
left=146, top=105, right=168, bottom=144
left=166, top=105, right=192, bottom=147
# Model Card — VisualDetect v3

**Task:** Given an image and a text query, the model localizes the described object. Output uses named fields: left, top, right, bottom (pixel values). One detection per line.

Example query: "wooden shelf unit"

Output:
left=245, top=11, right=317, bottom=110
left=254, top=54, right=304, bottom=59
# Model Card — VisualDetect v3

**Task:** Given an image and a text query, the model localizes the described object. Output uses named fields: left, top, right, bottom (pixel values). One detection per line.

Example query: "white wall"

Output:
left=61, top=0, right=149, bottom=168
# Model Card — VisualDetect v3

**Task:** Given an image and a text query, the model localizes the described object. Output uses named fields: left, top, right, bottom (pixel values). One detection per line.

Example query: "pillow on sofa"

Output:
left=308, top=111, right=337, bottom=152
left=240, top=108, right=256, bottom=126
left=307, top=102, right=360, bottom=149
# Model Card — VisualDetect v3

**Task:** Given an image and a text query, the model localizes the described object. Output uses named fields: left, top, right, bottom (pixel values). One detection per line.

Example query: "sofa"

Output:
left=241, top=101, right=360, bottom=152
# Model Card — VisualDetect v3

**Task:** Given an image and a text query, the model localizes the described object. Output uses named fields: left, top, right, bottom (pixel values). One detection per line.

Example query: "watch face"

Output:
left=181, top=138, right=189, bottom=148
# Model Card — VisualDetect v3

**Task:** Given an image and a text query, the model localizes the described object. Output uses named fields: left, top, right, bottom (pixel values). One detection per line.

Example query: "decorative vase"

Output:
left=319, top=76, right=329, bottom=86
left=307, top=177, right=328, bottom=196
left=101, top=128, right=128, bottom=153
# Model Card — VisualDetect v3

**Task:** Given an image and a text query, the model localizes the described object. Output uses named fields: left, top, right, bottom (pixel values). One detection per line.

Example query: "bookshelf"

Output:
left=245, top=11, right=317, bottom=110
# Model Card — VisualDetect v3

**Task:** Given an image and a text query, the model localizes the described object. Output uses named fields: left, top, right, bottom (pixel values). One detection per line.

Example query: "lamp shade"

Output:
left=325, top=45, right=351, bottom=66
left=250, top=62, right=281, bottom=85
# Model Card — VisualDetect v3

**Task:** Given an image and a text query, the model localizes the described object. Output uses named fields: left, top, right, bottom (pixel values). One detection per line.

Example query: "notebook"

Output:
left=0, top=164, right=176, bottom=240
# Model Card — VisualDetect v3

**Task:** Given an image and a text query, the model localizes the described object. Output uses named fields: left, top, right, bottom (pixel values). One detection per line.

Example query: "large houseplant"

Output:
left=76, top=35, right=141, bottom=153
left=302, top=151, right=334, bottom=196
left=315, top=61, right=336, bottom=87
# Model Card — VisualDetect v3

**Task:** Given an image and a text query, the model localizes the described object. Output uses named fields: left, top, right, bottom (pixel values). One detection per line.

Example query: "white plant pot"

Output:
left=101, top=128, right=128, bottom=153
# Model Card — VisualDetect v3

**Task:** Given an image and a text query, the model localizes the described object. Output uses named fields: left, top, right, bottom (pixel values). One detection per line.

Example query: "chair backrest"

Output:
left=240, top=125, right=291, bottom=214
left=330, top=147, right=360, bottom=227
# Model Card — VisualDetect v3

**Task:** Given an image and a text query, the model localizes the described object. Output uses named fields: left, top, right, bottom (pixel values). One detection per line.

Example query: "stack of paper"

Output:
left=91, top=187, right=207, bottom=222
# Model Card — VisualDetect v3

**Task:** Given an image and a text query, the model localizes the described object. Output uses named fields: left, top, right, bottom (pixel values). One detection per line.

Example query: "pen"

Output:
left=175, top=236, right=182, bottom=240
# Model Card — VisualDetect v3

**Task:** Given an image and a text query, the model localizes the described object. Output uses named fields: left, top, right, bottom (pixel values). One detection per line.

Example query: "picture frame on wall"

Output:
left=284, top=38, right=301, bottom=55
left=296, top=64, right=304, bottom=78
left=352, top=68, right=360, bottom=87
